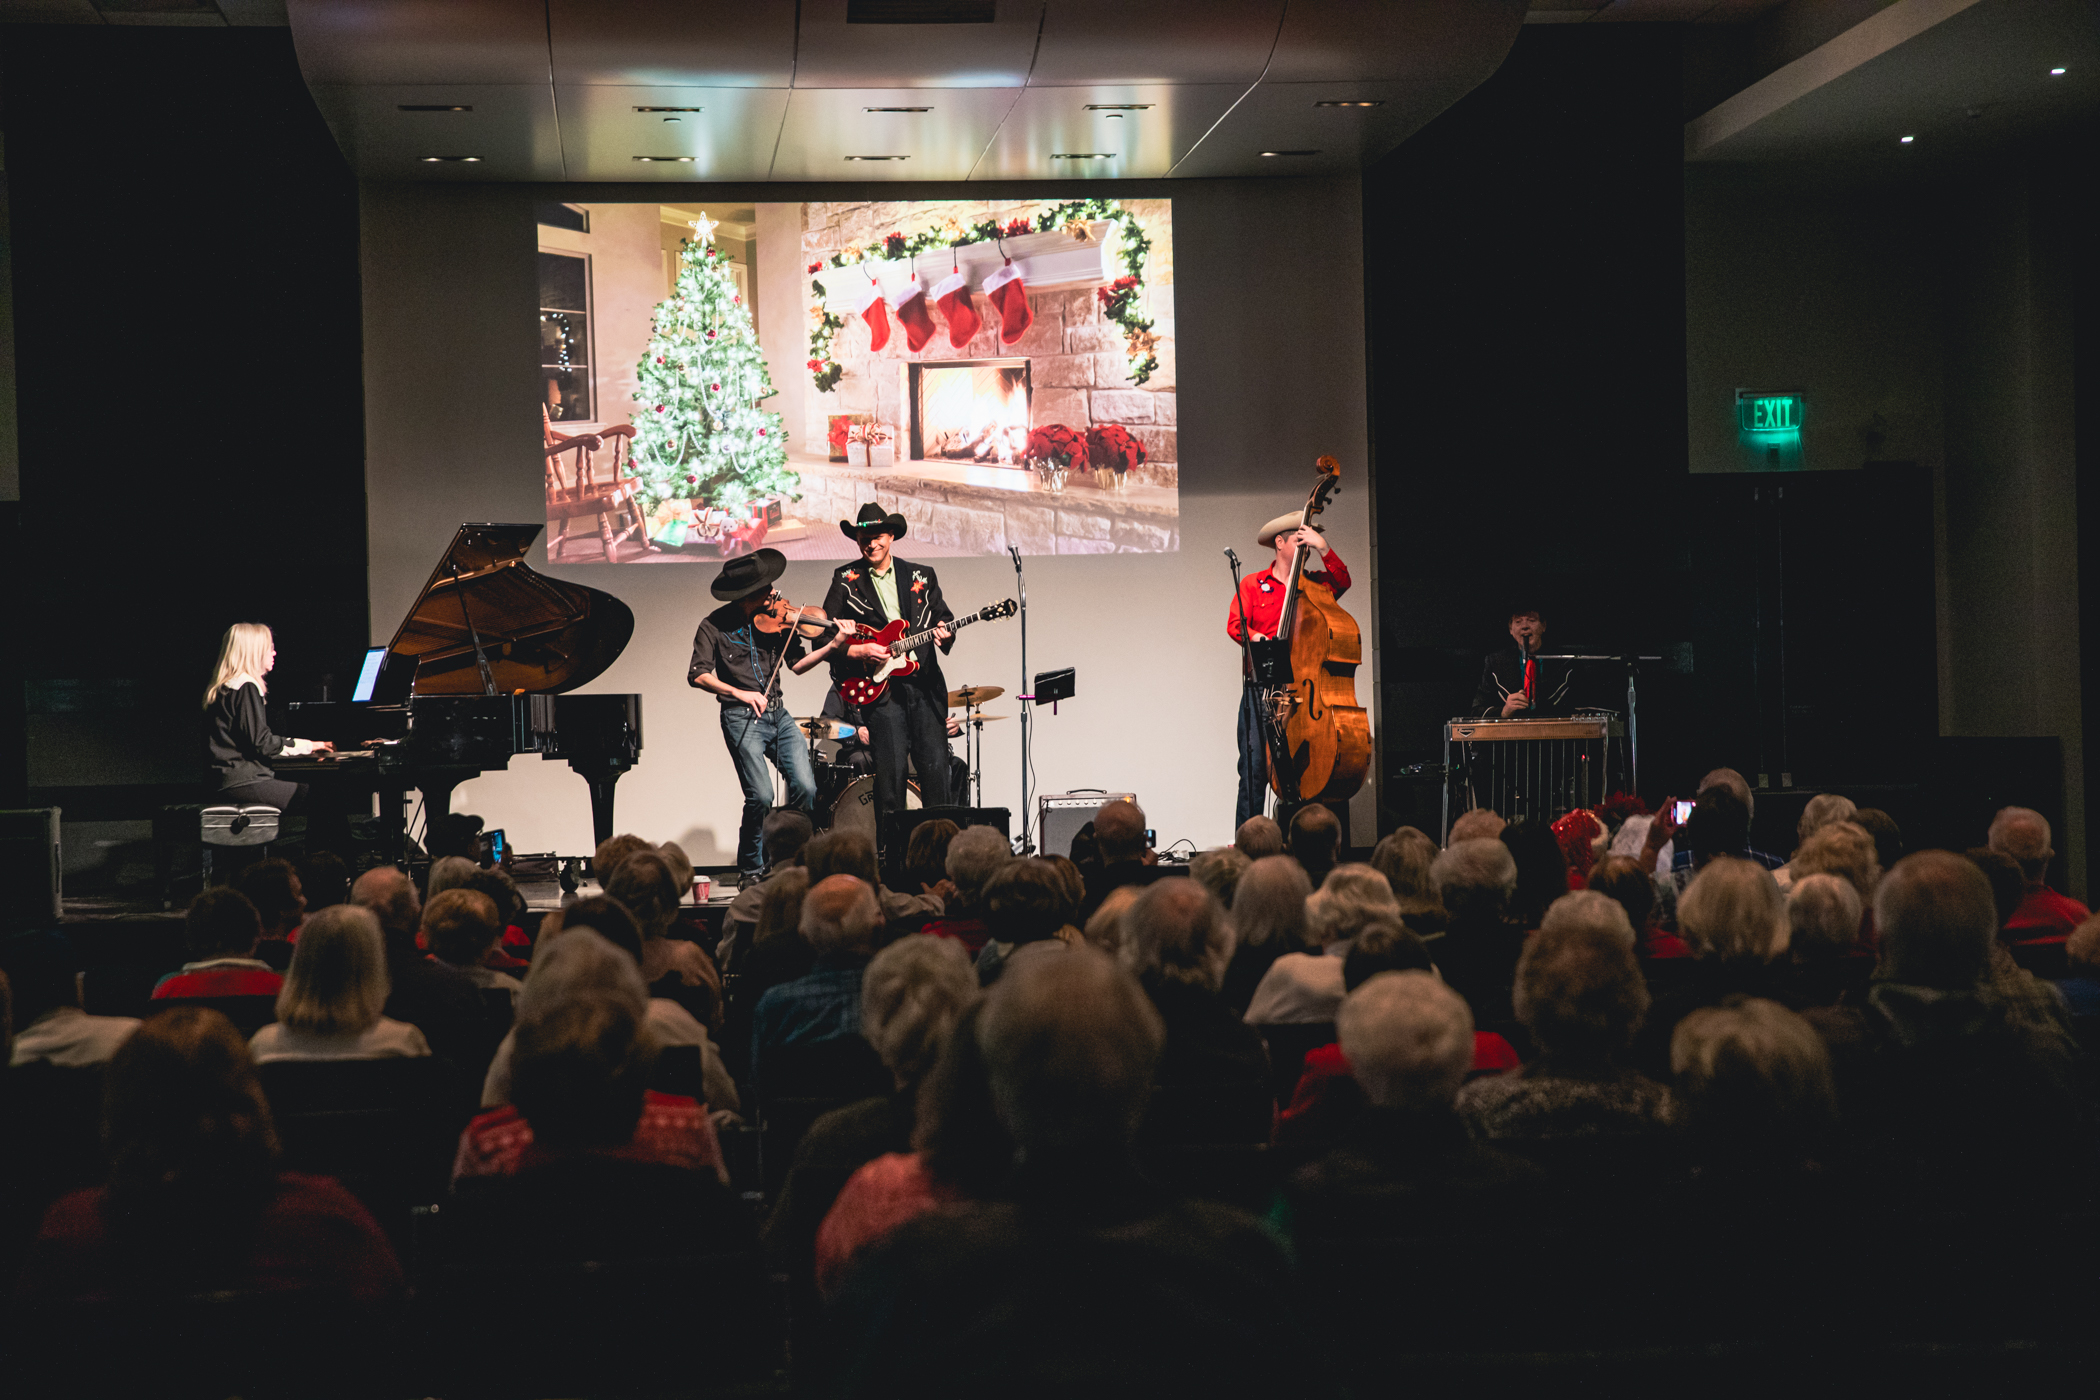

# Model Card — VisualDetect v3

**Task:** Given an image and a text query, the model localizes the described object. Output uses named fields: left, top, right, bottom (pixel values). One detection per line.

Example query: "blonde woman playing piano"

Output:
left=202, top=623, right=333, bottom=811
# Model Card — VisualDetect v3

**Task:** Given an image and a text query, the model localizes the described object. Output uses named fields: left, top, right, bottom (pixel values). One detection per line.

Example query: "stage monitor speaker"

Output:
left=0, top=808, right=62, bottom=930
left=1038, top=791, right=1135, bottom=859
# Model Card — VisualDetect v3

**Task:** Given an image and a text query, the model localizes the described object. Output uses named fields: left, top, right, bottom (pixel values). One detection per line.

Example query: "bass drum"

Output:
left=829, top=774, right=920, bottom=840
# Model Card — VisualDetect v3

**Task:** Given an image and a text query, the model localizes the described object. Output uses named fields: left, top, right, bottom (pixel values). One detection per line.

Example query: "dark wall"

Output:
left=1362, top=26, right=1939, bottom=835
left=1, top=27, right=366, bottom=813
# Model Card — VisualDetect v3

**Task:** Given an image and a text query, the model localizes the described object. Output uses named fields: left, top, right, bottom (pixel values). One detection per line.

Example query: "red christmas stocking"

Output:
left=933, top=269, right=981, bottom=348
left=854, top=280, right=891, bottom=352
left=982, top=258, right=1032, bottom=345
left=890, top=281, right=937, bottom=354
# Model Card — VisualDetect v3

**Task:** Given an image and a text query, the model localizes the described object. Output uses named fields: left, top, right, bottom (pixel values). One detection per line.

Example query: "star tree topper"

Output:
left=689, top=211, right=719, bottom=246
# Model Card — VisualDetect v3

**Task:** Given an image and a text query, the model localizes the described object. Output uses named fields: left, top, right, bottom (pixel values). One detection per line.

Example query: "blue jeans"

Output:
left=721, top=700, right=817, bottom=875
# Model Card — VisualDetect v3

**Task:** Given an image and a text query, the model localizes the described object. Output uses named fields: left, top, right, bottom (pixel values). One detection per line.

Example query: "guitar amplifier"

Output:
left=1038, top=791, right=1134, bottom=859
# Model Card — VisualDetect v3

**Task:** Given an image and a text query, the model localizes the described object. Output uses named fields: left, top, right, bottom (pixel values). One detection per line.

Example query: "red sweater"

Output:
left=1226, top=551, right=1352, bottom=643
left=1279, top=1034, right=1520, bottom=1142
left=151, top=960, right=284, bottom=999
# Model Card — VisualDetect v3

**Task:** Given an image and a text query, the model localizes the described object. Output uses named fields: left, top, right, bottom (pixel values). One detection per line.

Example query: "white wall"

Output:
left=360, top=177, right=1370, bottom=862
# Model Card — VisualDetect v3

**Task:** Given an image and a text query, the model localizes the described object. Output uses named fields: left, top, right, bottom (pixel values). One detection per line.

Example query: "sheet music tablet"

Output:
left=351, top=646, right=388, bottom=703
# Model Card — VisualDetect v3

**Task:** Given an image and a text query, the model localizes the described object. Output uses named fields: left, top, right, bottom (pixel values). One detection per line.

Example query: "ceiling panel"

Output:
left=288, top=0, right=549, bottom=85
left=771, top=87, right=1023, bottom=180
left=1264, top=0, right=1527, bottom=83
left=1029, top=1, right=1283, bottom=86
left=1168, top=78, right=1474, bottom=178
left=790, top=0, right=1042, bottom=89
left=554, top=86, right=790, bottom=182
left=306, top=83, right=564, bottom=180
left=546, top=0, right=796, bottom=87
left=972, top=83, right=1245, bottom=179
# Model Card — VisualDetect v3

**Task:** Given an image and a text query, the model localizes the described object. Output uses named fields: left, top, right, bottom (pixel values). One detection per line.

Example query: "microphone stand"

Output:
left=1531, top=651, right=1660, bottom=795
left=1010, top=545, right=1032, bottom=853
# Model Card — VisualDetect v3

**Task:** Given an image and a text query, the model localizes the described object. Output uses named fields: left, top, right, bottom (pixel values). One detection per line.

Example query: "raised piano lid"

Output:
left=392, top=523, right=636, bottom=695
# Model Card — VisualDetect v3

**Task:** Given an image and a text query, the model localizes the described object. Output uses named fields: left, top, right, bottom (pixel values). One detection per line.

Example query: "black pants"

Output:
left=866, top=683, right=950, bottom=838
left=216, top=777, right=308, bottom=813
left=1236, top=684, right=1268, bottom=828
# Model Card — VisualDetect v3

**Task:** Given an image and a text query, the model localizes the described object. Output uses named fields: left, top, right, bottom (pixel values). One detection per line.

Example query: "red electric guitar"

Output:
left=837, top=599, right=1017, bottom=707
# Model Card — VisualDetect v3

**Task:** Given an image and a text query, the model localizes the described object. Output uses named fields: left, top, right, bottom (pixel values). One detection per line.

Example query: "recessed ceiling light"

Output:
left=1899, top=135, right=1915, bottom=144
left=400, top=104, right=472, bottom=112
left=1260, top=150, right=1322, bottom=157
left=1085, top=103, right=1153, bottom=111
left=2050, top=67, right=2067, bottom=76
left=863, top=106, right=932, bottom=113
left=1314, top=100, right=1383, bottom=108
left=844, top=155, right=910, bottom=161
left=634, top=106, right=703, bottom=113
left=633, top=156, right=698, bottom=162
left=1052, top=153, right=1115, bottom=160
left=420, top=155, right=482, bottom=162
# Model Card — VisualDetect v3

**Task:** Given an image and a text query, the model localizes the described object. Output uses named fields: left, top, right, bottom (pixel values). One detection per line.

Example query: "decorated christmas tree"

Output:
left=630, top=213, right=792, bottom=515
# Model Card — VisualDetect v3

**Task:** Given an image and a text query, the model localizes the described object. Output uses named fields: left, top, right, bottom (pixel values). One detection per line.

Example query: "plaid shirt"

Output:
left=749, top=958, right=869, bottom=1094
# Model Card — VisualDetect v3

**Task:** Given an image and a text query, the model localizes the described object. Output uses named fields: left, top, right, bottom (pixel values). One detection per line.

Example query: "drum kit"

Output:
left=796, top=684, right=1007, bottom=828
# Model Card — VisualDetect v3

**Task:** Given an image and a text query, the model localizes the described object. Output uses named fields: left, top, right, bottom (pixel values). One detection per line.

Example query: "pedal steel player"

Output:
left=1225, top=512, right=1352, bottom=828
left=690, top=548, right=850, bottom=881
left=1469, top=605, right=1574, bottom=718
left=823, top=505, right=955, bottom=852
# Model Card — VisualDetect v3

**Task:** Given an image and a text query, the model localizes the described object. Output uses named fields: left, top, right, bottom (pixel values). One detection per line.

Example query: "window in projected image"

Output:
left=529, top=198, right=1177, bottom=562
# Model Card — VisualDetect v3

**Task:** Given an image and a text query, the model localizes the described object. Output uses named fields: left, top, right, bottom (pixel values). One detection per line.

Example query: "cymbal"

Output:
left=953, top=713, right=1008, bottom=723
left=947, top=684, right=1005, bottom=707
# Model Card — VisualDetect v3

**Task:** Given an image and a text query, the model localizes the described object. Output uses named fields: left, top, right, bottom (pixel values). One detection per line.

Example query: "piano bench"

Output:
left=154, top=804, right=283, bottom=909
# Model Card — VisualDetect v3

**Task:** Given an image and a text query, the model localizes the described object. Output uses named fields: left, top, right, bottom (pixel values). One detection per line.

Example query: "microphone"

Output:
left=1223, top=547, right=1239, bottom=565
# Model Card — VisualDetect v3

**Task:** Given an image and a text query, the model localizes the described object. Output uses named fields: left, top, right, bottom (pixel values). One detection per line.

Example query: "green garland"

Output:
left=805, top=198, right=1158, bottom=392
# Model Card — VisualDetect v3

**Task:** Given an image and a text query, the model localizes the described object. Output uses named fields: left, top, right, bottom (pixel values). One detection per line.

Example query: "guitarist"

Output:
left=1226, top=512, right=1352, bottom=828
left=823, top=505, right=955, bottom=852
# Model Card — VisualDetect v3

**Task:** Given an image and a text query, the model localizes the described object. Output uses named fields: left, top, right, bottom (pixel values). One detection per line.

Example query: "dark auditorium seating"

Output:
left=758, top=1035, right=892, bottom=1197
left=256, top=1058, right=463, bottom=1236
left=1257, top=1022, right=1335, bottom=1105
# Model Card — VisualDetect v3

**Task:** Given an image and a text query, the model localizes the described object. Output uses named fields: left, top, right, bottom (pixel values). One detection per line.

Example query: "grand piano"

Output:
left=284, top=523, right=642, bottom=855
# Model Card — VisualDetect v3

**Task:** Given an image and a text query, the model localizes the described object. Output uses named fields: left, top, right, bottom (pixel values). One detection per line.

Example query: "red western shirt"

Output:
left=1226, top=551, right=1351, bottom=643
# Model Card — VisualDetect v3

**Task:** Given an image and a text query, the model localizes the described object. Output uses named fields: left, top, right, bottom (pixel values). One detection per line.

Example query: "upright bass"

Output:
left=1256, top=455, right=1371, bottom=805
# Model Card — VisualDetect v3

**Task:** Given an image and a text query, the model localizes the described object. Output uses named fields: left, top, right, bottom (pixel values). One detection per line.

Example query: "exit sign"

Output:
left=1737, top=391, right=1803, bottom=433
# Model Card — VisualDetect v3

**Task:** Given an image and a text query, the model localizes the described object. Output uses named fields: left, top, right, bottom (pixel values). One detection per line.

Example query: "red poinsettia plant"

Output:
left=1086, top=424, right=1147, bottom=476
left=1024, top=424, right=1089, bottom=471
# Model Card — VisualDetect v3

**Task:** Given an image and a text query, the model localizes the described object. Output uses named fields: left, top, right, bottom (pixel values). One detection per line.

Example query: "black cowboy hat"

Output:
left=712, top=546, right=788, bottom=601
left=839, top=502, right=909, bottom=543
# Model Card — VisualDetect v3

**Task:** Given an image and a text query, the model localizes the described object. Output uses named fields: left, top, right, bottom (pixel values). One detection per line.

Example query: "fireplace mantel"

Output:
left=816, top=221, right=1115, bottom=311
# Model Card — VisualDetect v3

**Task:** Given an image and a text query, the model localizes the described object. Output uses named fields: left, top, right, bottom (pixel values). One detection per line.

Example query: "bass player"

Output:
left=1226, top=512, right=1352, bottom=828
left=823, top=504, right=955, bottom=849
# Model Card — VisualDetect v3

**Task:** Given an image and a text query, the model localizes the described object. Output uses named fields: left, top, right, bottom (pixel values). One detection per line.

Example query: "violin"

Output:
left=752, top=593, right=846, bottom=640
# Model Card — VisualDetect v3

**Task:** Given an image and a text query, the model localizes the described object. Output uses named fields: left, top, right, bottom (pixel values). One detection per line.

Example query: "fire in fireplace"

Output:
left=907, top=359, right=1032, bottom=467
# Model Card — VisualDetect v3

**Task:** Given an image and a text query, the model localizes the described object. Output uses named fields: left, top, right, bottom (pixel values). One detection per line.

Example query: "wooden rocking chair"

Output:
left=543, top=407, right=658, bottom=562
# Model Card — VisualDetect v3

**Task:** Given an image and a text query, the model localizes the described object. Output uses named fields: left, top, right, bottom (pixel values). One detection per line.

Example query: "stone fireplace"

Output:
left=908, top=358, right=1031, bottom=469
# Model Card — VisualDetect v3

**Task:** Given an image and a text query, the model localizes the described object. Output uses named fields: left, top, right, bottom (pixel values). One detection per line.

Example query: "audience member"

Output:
left=1289, top=804, right=1343, bottom=888
left=421, top=889, right=522, bottom=1000
left=455, top=865, right=532, bottom=968
left=750, top=875, right=884, bottom=1095
left=1456, top=917, right=1671, bottom=1143
left=453, top=931, right=723, bottom=1186
left=1833, top=851, right=2087, bottom=1208
left=593, top=833, right=655, bottom=883
left=1244, top=864, right=1395, bottom=1026
left=234, top=858, right=306, bottom=968
left=1784, top=872, right=1868, bottom=1008
left=975, top=859, right=1081, bottom=985
left=805, top=827, right=941, bottom=929
left=1989, top=806, right=2092, bottom=936
left=723, top=867, right=815, bottom=1082
left=1671, top=997, right=1838, bottom=1175
left=1634, top=857, right=1789, bottom=1076
left=1540, top=889, right=1635, bottom=944
left=823, top=949, right=1302, bottom=1396
left=444, top=989, right=752, bottom=1270
left=1789, top=821, right=1880, bottom=906
left=604, top=848, right=721, bottom=1027
left=351, top=865, right=486, bottom=1068
left=297, top=850, right=351, bottom=914
left=721, top=809, right=816, bottom=967
left=1080, top=800, right=1161, bottom=919
left=14, top=1007, right=403, bottom=1310
left=1585, top=854, right=1684, bottom=960
left=1776, top=793, right=1857, bottom=890
left=1218, top=855, right=1310, bottom=1013
left=1428, top=838, right=1527, bottom=1038
left=153, top=887, right=282, bottom=1000
left=1966, top=847, right=2027, bottom=930
left=1119, top=879, right=1271, bottom=1145
left=765, top=935, right=976, bottom=1280
left=2060, top=916, right=2100, bottom=1049
left=3, top=931, right=139, bottom=1068
left=1447, top=808, right=1506, bottom=844
left=1082, top=884, right=1142, bottom=957
left=248, top=905, right=431, bottom=1063
left=1189, top=845, right=1250, bottom=909
left=921, top=826, right=1011, bottom=953
left=425, top=855, right=480, bottom=900
left=1502, top=819, right=1573, bottom=928
left=1369, top=826, right=1442, bottom=917
left=1849, top=807, right=1904, bottom=876
left=1234, top=814, right=1284, bottom=861
left=902, top=818, right=960, bottom=899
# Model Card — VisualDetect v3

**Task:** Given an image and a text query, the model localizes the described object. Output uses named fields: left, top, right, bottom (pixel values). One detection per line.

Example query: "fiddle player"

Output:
left=1226, top=513, right=1352, bottom=828
left=1469, top=605, right=1573, bottom=718
left=690, top=548, right=851, bottom=883
left=822, top=504, right=955, bottom=856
